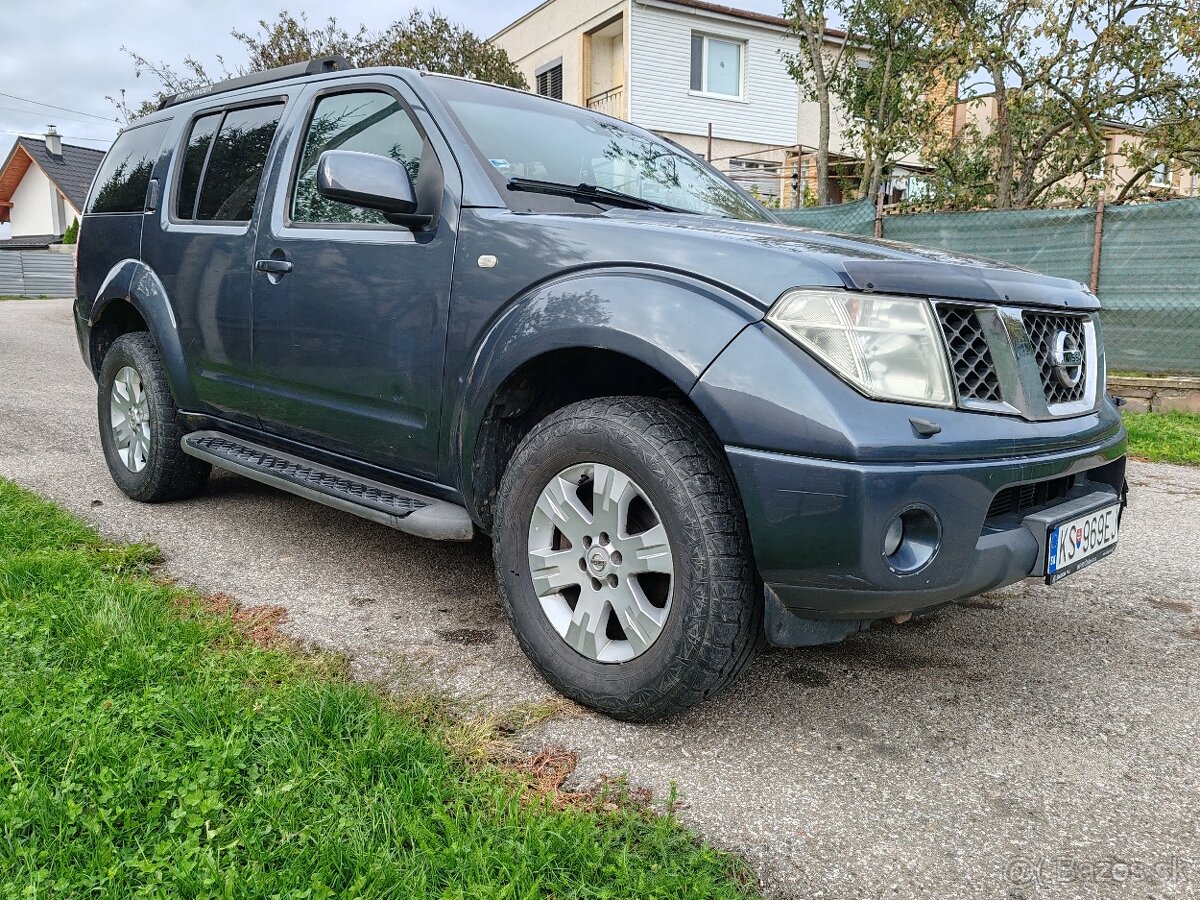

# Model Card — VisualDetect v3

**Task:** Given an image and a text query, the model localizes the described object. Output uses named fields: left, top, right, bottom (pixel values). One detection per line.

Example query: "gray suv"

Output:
left=74, top=58, right=1127, bottom=720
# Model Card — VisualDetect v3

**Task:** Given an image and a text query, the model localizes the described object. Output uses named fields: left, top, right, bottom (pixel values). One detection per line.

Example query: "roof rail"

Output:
left=156, top=56, right=352, bottom=111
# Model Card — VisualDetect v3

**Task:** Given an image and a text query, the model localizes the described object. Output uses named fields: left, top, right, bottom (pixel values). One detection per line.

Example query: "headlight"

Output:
left=766, top=289, right=953, bottom=407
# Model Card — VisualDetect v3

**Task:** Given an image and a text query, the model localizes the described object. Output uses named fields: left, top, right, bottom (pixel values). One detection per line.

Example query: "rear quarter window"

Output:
left=87, top=120, right=169, bottom=214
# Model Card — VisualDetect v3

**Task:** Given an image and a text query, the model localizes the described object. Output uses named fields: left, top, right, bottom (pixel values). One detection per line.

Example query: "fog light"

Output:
left=883, top=517, right=904, bottom=557
left=882, top=507, right=941, bottom=574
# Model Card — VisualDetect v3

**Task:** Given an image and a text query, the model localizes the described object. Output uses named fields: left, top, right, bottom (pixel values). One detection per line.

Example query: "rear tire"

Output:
left=97, top=332, right=210, bottom=502
left=494, top=396, right=760, bottom=721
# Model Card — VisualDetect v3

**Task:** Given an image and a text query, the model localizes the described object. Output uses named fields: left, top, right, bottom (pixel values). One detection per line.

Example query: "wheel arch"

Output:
left=454, top=269, right=760, bottom=529
left=85, top=260, right=196, bottom=409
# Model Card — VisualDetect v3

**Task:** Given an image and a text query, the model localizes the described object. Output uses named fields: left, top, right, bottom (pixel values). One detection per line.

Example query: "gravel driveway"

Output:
left=3, top=297, right=1198, bottom=898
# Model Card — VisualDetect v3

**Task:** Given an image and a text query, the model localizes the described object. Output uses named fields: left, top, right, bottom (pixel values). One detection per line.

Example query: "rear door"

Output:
left=249, top=78, right=457, bottom=479
left=142, top=98, right=288, bottom=423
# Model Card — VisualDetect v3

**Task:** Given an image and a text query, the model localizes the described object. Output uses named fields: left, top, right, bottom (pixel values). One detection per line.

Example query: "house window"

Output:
left=535, top=60, right=563, bottom=101
left=1088, top=141, right=1108, bottom=180
left=1150, top=159, right=1170, bottom=187
left=690, top=34, right=743, bottom=98
left=906, top=175, right=932, bottom=202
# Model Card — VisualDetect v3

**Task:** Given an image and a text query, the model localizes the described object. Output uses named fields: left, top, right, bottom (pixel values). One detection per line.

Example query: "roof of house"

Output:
left=660, top=0, right=843, bottom=34
left=0, top=233, right=61, bottom=251
left=667, top=0, right=784, bottom=26
left=494, top=0, right=845, bottom=41
left=0, top=137, right=106, bottom=213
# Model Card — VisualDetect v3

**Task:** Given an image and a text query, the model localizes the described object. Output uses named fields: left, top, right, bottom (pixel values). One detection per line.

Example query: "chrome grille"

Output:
left=1023, top=312, right=1088, bottom=405
left=930, top=302, right=1099, bottom=419
left=936, top=305, right=1002, bottom=403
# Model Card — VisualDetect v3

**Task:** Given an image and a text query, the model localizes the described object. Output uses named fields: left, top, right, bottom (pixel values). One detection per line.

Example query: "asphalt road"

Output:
left=3, top=297, right=1199, bottom=899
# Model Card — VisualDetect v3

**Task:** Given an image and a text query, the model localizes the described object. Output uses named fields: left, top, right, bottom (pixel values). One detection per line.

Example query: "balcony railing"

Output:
left=585, top=85, right=625, bottom=118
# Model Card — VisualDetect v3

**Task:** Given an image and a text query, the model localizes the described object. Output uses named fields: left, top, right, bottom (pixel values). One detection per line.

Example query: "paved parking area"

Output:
left=3, top=298, right=1198, bottom=898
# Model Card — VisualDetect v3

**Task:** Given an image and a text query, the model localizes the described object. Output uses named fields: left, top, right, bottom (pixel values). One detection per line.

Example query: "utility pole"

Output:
left=791, top=150, right=804, bottom=209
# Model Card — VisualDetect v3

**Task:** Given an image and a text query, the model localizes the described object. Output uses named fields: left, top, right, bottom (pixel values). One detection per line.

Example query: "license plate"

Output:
left=1045, top=503, right=1120, bottom=583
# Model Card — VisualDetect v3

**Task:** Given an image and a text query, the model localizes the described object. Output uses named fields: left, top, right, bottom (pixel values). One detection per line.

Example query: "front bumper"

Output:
left=727, top=430, right=1127, bottom=634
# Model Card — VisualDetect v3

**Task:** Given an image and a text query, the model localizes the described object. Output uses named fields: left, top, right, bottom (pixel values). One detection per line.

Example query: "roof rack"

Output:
left=156, top=56, right=352, bottom=111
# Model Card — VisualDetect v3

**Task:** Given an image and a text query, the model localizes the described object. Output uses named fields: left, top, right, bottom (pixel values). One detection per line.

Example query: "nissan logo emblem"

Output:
left=1051, top=330, right=1084, bottom=388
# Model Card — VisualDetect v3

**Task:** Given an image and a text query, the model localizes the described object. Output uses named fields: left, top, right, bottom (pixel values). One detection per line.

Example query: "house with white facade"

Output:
left=0, top=129, right=104, bottom=248
left=492, top=0, right=859, bottom=204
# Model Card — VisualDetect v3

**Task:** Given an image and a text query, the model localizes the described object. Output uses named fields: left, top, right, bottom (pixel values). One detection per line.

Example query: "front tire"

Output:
left=494, top=397, right=760, bottom=721
left=98, top=332, right=210, bottom=502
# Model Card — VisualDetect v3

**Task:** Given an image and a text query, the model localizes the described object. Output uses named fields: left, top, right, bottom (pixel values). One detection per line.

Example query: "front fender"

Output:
left=453, top=267, right=762, bottom=507
left=84, top=259, right=197, bottom=410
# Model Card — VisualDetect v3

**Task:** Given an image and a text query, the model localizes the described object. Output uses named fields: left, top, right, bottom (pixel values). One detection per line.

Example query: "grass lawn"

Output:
left=1122, top=411, right=1200, bottom=466
left=0, top=479, right=755, bottom=898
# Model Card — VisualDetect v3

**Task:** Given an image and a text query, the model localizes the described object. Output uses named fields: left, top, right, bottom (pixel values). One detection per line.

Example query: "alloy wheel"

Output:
left=109, top=365, right=151, bottom=473
left=527, top=462, right=675, bottom=663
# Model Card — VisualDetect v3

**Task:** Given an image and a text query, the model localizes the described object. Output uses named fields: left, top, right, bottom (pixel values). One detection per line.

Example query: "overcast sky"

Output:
left=2, top=0, right=785, bottom=161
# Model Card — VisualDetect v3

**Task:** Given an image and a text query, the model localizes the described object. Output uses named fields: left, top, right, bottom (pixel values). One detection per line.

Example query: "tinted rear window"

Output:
left=192, top=104, right=283, bottom=222
left=87, top=121, right=169, bottom=214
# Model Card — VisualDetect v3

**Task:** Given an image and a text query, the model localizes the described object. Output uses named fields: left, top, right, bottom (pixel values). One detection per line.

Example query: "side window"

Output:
left=174, top=103, right=283, bottom=223
left=175, top=113, right=220, bottom=219
left=87, top=121, right=169, bottom=214
left=291, top=91, right=426, bottom=225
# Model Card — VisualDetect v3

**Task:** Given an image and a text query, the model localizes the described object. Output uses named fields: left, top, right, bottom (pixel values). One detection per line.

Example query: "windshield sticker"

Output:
left=489, top=159, right=512, bottom=173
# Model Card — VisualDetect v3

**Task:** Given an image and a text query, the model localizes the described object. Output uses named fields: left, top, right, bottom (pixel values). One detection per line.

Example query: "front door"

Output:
left=250, top=82, right=455, bottom=479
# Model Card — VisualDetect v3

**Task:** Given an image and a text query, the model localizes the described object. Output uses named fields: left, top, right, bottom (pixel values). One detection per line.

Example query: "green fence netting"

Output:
left=883, top=207, right=1096, bottom=286
left=775, top=199, right=876, bottom=235
left=1093, top=199, right=1200, bottom=375
left=774, top=197, right=1200, bottom=374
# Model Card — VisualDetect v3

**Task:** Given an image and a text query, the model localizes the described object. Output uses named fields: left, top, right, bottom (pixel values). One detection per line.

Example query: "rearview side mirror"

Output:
left=314, top=150, right=431, bottom=229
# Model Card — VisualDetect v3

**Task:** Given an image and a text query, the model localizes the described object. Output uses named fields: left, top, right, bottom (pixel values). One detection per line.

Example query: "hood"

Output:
left=600, top=210, right=1098, bottom=311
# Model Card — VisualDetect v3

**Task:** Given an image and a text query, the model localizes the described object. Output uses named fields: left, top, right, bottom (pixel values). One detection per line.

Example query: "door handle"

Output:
left=145, top=178, right=161, bottom=213
left=255, top=259, right=293, bottom=275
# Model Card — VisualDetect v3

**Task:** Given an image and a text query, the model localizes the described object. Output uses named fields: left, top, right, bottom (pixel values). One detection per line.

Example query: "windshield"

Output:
left=426, top=76, right=771, bottom=222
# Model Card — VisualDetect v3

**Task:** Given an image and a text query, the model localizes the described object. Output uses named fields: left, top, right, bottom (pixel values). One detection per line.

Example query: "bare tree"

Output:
left=834, top=0, right=959, bottom=201
left=784, top=0, right=862, bottom=204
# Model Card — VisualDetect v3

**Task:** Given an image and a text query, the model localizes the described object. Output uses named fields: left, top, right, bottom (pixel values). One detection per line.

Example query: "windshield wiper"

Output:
left=506, top=177, right=695, bottom=214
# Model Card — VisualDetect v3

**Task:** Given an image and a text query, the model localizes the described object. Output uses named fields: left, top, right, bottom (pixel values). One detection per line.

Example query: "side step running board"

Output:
left=181, top=431, right=474, bottom=541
